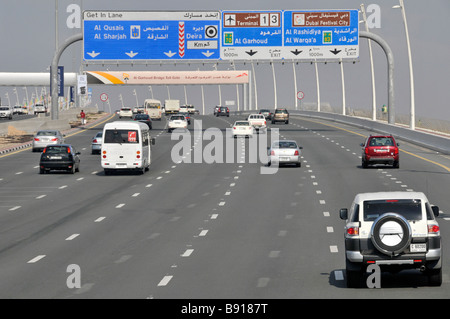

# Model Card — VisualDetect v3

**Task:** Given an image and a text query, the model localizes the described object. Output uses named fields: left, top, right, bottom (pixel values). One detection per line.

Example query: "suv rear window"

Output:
left=275, top=109, right=288, bottom=114
left=368, top=137, right=394, bottom=146
left=363, top=199, right=422, bottom=221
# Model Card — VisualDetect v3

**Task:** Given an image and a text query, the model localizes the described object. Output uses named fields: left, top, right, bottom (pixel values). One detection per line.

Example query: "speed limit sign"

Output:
left=297, top=91, right=304, bottom=100
left=100, top=93, right=108, bottom=102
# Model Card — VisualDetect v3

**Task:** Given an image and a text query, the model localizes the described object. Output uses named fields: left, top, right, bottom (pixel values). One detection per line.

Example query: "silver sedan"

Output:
left=32, top=130, right=65, bottom=152
left=268, top=140, right=302, bottom=167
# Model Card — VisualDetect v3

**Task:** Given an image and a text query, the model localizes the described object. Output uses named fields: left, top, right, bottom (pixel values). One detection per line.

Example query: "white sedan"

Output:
left=268, top=140, right=302, bottom=167
left=232, top=121, right=254, bottom=138
left=168, top=114, right=188, bottom=132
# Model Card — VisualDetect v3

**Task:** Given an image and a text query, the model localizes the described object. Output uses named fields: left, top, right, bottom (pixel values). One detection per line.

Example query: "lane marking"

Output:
left=27, top=255, right=46, bottom=263
left=157, top=275, right=173, bottom=287
left=199, top=230, right=208, bottom=236
left=330, top=245, right=339, bottom=253
left=181, top=249, right=194, bottom=257
left=116, top=203, right=125, bottom=208
left=9, top=206, right=21, bottom=211
left=66, top=234, right=80, bottom=241
left=94, top=217, right=106, bottom=222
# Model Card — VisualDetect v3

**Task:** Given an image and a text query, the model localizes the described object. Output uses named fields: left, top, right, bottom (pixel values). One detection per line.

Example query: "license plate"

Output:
left=280, top=157, right=290, bottom=161
left=50, top=156, right=62, bottom=159
left=116, top=163, right=127, bottom=168
left=410, top=243, right=426, bottom=252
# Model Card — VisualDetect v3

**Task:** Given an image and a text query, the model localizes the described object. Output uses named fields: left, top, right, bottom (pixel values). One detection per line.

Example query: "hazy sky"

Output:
left=1, top=0, right=449, bottom=122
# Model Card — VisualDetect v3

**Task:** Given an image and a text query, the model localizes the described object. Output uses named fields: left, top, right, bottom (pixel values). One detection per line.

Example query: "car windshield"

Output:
left=369, top=137, right=395, bottom=146
left=104, top=129, right=139, bottom=144
left=0, top=107, right=9, bottom=110
left=45, top=146, right=69, bottom=154
left=272, top=141, right=297, bottom=149
left=363, top=199, right=422, bottom=221
left=235, top=121, right=249, bottom=126
left=37, top=131, right=58, bottom=136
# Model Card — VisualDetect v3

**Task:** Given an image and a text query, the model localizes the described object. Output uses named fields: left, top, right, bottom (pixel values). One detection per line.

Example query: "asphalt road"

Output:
left=0, top=113, right=449, bottom=299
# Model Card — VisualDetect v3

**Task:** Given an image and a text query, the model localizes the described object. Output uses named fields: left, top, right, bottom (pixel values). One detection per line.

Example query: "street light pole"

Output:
left=360, top=4, right=377, bottom=121
left=393, top=0, right=415, bottom=130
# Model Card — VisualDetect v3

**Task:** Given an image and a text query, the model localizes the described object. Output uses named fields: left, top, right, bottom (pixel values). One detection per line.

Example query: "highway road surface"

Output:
left=0, top=113, right=449, bottom=299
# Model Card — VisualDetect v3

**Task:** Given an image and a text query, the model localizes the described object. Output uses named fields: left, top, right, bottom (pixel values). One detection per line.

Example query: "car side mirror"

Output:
left=339, top=208, right=348, bottom=220
left=151, top=138, right=156, bottom=145
left=397, top=143, right=400, bottom=146
left=432, top=205, right=439, bottom=217
left=299, top=146, right=303, bottom=149
left=360, top=143, right=364, bottom=147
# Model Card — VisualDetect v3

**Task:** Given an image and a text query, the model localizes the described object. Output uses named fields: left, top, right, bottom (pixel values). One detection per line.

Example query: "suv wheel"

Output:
left=370, top=213, right=412, bottom=256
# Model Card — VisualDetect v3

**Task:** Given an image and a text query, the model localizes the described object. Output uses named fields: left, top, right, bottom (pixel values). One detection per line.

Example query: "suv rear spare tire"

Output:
left=370, top=213, right=412, bottom=256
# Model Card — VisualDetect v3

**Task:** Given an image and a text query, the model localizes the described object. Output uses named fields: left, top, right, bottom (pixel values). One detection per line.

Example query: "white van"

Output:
left=101, top=121, right=155, bottom=175
left=144, top=99, right=162, bottom=121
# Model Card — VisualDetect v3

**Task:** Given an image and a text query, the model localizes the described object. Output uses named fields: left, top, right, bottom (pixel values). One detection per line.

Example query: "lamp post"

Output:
left=360, top=4, right=377, bottom=121
left=393, top=0, right=415, bottom=130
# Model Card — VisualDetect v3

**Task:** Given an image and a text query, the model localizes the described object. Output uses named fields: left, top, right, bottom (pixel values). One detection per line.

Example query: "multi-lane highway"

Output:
left=0, top=112, right=449, bottom=299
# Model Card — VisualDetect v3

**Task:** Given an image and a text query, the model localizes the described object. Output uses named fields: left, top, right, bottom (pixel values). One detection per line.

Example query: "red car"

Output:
left=361, top=135, right=399, bottom=168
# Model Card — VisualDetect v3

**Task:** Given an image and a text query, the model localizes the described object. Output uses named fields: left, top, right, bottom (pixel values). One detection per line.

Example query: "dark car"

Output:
left=213, top=105, right=221, bottom=116
left=39, top=144, right=80, bottom=174
left=179, top=112, right=191, bottom=124
left=361, top=135, right=399, bottom=168
left=216, top=106, right=229, bottom=117
left=134, top=113, right=152, bottom=129
left=259, top=109, right=273, bottom=120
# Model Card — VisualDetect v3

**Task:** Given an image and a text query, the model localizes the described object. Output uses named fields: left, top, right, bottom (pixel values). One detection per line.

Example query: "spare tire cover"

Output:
left=370, top=213, right=412, bottom=256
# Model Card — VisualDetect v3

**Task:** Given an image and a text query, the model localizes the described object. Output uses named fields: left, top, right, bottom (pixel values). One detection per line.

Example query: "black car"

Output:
left=39, top=144, right=80, bottom=174
left=216, top=106, right=229, bottom=117
left=134, top=113, right=152, bottom=129
left=179, top=112, right=191, bottom=124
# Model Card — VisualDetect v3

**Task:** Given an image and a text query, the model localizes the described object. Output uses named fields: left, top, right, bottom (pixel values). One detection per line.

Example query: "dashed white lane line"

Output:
left=36, top=194, right=46, bottom=199
left=181, top=249, right=194, bottom=257
left=27, top=255, right=46, bottom=263
left=132, top=193, right=140, bottom=197
left=218, top=201, right=226, bottom=206
left=58, top=185, right=68, bottom=189
left=268, top=251, right=280, bottom=258
left=198, top=230, right=209, bottom=237
left=146, top=184, right=153, bottom=188
left=9, top=206, right=21, bottom=211
left=335, top=270, right=344, bottom=281
left=330, top=245, right=339, bottom=253
left=327, top=227, right=334, bottom=233
left=157, top=275, right=173, bottom=287
left=257, top=277, right=270, bottom=288
left=65, top=234, right=80, bottom=241
left=94, top=217, right=106, bottom=222
left=211, top=214, right=219, bottom=219
left=116, top=203, right=125, bottom=208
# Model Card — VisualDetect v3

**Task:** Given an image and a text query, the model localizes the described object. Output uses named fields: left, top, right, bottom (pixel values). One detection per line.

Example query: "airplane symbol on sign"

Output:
left=224, top=14, right=236, bottom=26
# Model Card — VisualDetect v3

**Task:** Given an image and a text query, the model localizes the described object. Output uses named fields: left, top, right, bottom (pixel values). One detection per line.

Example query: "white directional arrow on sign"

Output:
left=202, top=50, right=214, bottom=57
left=164, top=50, right=177, bottom=58
left=125, top=51, right=139, bottom=58
left=87, top=51, right=100, bottom=58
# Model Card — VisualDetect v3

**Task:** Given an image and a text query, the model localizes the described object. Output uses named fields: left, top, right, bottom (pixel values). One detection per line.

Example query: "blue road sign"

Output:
left=282, top=10, right=359, bottom=59
left=220, top=10, right=283, bottom=60
left=83, top=11, right=221, bottom=61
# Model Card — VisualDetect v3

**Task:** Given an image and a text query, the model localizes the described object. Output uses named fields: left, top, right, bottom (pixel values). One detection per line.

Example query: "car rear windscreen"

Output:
left=363, top=199, right=422, bottom=221
left=104, top=129, right=139, bottom=144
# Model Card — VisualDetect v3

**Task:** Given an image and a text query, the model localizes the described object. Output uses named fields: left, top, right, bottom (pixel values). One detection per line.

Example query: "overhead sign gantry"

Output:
left=82, top=9, right=359, bottom=62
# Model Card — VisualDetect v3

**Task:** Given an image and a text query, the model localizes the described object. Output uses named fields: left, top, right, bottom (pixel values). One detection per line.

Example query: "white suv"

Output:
left=340, top=191, right=442, bottom=287
left=119, top=107, right=133, bottom=119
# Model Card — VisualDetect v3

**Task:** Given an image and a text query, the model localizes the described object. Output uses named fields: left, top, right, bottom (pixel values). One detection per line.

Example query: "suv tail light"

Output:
left=347, top=226, right=359, bottom=236
left=270, top=150, right=275, bottom=156
left=34, top=138, right=40, bottom=141
left=428, top=225, right=440, bottom=234
left=294, top=150, right=299, bottom=156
